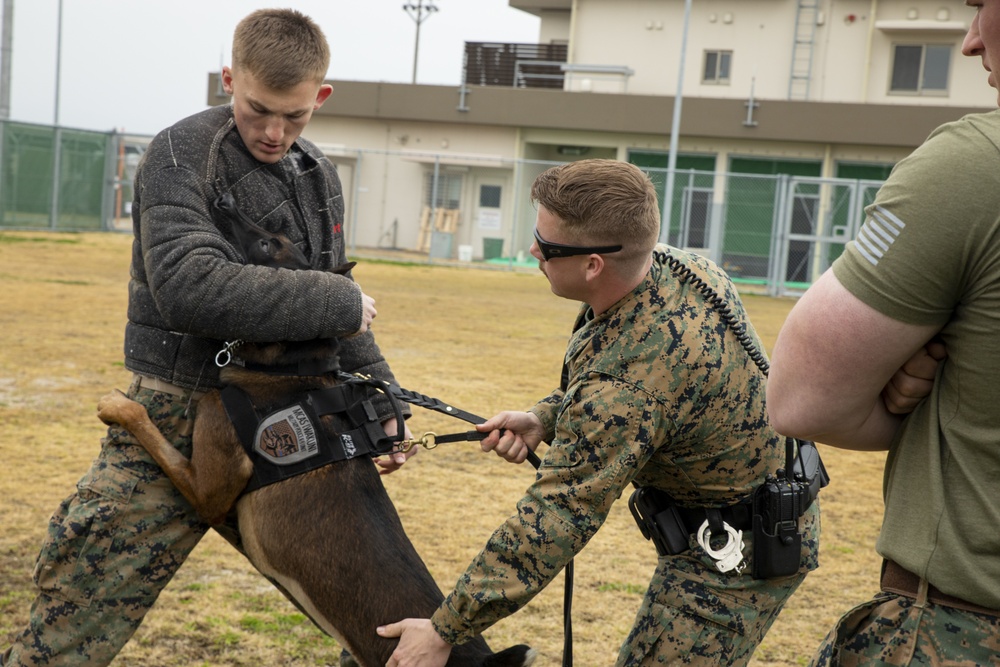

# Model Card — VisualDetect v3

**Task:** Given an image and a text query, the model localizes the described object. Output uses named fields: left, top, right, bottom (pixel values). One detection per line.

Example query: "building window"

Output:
left=703, top=50, right=732, bottom=84
left=479, top=185, right=502, bottom=208
left=423, top=171, right=463, bottom=209
left=890, top=44, right=951, bottom=94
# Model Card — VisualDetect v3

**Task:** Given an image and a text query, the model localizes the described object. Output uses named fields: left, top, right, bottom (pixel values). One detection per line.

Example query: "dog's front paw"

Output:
left=97, top=389, right=143, bottom=427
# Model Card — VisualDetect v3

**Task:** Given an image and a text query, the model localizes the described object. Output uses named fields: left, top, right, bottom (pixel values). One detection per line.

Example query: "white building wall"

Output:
left=304, top=118, right=521, bottom=251
left=536, top=0, right=987, bottom=106
left=810, top=0, right=876, bottom=102
left=537, top=9, right=571, bottom=44
left=307, top=107, right=921, bottom=254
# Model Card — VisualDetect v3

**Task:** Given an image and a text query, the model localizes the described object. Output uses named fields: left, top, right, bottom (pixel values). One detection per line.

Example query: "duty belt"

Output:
left=629, top=486, right=754, bottom=558
left=675, top=498, right=754, bottom=533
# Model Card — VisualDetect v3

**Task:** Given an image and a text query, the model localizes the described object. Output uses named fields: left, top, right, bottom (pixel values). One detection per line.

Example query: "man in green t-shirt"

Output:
left=767, top=3, right=1000, bottom=664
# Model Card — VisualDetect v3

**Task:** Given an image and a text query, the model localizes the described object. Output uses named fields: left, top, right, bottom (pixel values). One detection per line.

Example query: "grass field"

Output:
left=0, top=231, right=887, bottom=666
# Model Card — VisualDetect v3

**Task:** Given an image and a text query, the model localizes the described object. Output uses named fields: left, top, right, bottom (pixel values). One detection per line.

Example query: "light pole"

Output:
left=403, top=0, right=438, bottom=84
left=660, top=0, right=692, bottom=244
left=54, top=0, right=62, bottom=125
left=1, top=0, right=13, bottom=119
left=50, top=0, right=63, bottom=229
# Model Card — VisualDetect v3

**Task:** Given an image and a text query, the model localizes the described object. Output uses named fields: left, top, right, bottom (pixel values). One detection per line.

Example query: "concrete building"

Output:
left=205, top=0, right=993, bottom=288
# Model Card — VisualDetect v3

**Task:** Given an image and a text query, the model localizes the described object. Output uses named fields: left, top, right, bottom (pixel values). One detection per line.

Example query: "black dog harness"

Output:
left=221, top=376, right=405, bottom=495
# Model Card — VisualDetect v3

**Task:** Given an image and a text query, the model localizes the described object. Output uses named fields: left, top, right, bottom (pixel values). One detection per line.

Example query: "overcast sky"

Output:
left=1, top=0, right=540, bottom=136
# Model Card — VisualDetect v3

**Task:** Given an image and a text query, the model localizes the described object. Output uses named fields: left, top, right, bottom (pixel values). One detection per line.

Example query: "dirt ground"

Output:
left=0, top=231, right=887, bottom=666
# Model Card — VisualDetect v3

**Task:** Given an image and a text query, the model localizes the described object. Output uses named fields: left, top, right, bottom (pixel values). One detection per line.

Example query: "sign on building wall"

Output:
left=477, top=209, right=501, bottom=231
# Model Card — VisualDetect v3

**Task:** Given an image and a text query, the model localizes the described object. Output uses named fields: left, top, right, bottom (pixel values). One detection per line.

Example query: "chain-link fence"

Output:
left=337, top=149, right=883, bottom=296
left=0, top=120, right=120, bottom=231
left=0, top=119, right=885, bottom=295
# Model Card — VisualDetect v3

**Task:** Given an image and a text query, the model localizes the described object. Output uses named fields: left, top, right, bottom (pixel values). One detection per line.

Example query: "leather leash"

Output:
left=337, top=372, right=542, bottom=469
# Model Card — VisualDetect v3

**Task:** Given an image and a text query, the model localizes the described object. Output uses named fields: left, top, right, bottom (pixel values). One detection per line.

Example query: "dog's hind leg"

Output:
left=97, top=389, right=196, bottom=485
left=97, top=389, right=251, bottom=524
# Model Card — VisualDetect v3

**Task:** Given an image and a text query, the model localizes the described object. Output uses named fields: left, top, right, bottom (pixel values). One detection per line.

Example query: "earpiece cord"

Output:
left=654, top=249, right=804, bottom=473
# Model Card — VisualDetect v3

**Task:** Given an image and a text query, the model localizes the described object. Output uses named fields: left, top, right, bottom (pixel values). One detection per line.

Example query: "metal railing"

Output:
left=463, top=42, right=568, bottom=89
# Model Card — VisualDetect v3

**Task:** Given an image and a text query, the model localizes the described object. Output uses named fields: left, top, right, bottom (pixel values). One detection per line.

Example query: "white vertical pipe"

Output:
left=660, top=0, right=692, bottom=244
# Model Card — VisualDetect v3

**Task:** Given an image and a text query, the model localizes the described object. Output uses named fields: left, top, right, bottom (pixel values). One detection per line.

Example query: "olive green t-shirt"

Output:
left=833, top=110, right=1000, bottom=609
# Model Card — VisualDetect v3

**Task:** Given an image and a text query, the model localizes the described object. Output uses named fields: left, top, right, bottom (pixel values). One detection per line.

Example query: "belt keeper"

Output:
left=915, top=578, right=929, bottom=609
left=706, top=508, right=725, bottom=537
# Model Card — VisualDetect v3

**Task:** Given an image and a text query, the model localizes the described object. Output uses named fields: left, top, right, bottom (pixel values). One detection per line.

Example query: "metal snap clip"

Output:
left=215, top=340, right=243, bottom=368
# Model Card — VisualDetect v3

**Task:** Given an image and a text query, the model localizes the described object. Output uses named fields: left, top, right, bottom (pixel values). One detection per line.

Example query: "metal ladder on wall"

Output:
left=788, top=0, right=820, bottom=100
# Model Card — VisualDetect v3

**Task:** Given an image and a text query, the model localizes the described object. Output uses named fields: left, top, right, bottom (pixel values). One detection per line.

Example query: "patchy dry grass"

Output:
left=0, top=231, right=886, bottom=666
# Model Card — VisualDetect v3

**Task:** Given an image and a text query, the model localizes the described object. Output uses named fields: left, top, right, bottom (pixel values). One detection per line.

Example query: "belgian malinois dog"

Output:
left=97, top=193, right=535, bottom=667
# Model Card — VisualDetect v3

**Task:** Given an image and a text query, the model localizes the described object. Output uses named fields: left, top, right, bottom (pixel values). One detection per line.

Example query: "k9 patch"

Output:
left=253, top=405, right=320, bottom=465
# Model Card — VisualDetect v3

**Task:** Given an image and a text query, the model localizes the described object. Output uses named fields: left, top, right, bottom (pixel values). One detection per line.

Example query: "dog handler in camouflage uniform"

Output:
left=379, top=159, right=821, bottom=666
left=767, top=3, right=1000, bottom=664
left=1, top=9, right=411, bottom=666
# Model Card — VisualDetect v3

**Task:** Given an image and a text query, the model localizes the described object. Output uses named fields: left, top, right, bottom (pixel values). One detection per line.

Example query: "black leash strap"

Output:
left=337, top=372, right=542, bottom=469
left=384, top=383, right=487, bottom=425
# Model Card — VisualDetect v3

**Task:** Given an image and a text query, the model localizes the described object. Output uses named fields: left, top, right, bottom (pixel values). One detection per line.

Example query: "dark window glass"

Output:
left=891, top=45, right=922, bottom=91
left=479, top=185, right=502, bottom=208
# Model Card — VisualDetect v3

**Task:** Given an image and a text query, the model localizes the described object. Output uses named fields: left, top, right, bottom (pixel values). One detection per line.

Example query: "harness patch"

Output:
left=340, top=433, right=357, bottom=458
left=254, top=405, right=320, bottom=465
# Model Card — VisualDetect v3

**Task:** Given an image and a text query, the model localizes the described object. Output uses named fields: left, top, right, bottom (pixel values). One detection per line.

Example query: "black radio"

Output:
left=751, top=438, right=828, bottom=579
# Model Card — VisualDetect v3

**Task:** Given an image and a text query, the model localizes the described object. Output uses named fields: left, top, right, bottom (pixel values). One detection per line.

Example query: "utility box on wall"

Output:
left=430, top=231, right=453, bottom=259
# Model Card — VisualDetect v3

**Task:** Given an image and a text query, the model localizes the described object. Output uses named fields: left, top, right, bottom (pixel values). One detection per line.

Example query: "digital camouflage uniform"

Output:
left=3, top=382, right=213, bottom=665
left=2, top=104, right=403, bottom=666
left=430, top=246, right=820, bottom=666
left=808, top=593, right=1000, bottom=666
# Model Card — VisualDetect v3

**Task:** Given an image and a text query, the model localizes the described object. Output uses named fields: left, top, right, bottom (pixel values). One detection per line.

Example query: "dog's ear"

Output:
left=332, top=261, right=357, bottom=275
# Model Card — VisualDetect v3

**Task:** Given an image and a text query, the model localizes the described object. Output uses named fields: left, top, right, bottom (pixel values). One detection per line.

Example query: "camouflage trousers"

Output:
left=616, top=502, right=820, bottom=666
left=808, top=589, right=1000, bottom=666
left=1, top=380, right=242, bottom=667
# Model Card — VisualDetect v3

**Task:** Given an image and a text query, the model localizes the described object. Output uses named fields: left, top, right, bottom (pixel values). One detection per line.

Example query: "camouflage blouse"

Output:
left=431, top=245, right=785, bottom=644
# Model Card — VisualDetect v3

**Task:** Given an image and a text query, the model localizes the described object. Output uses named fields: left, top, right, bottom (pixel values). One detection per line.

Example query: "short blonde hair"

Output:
left=531, top=159, right=661, bottom=264
left=232, top=9, right=330, bottom=89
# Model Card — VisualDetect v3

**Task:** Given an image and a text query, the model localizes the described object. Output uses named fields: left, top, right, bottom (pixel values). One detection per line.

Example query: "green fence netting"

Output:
left=1, top=120, right=112, bottom=231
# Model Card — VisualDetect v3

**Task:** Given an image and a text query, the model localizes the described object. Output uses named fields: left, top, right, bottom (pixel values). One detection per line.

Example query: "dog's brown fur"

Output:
left=97, top=194, right=535, bottom=667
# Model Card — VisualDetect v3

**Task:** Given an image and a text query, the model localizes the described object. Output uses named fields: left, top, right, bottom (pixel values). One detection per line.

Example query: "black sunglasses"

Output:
left=533, top=227, right=623, bottom=261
